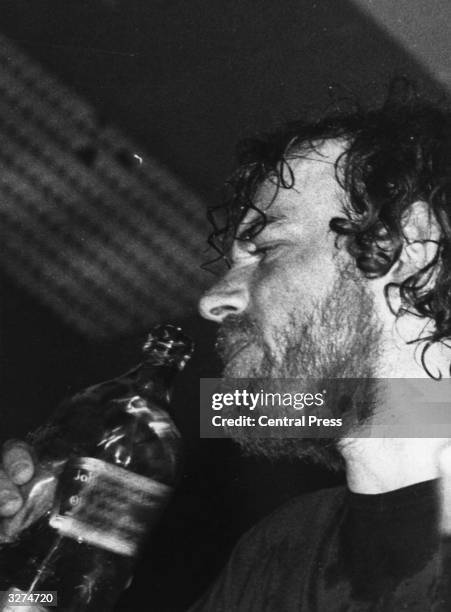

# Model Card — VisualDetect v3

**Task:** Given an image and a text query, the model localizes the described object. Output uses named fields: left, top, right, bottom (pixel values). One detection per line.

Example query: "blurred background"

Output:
left=0, top=1, right=449, bottom=609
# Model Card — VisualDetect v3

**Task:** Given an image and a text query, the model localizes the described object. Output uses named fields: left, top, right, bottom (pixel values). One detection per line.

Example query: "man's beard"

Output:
left=215, top=267, right=383, bottom=470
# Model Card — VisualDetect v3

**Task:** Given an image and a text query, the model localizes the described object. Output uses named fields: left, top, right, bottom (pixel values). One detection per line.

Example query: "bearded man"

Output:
left=190, top=87, right=451, bottom=610
left=2, top=86, right=451, bottom=610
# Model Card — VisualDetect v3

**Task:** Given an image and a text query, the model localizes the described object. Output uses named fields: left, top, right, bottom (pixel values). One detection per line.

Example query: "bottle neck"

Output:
left=135, top=360, right=181, bottom=405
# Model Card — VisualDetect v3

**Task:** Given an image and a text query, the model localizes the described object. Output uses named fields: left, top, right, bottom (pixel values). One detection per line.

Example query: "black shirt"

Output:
left=190, top=480, right=445, bottom=611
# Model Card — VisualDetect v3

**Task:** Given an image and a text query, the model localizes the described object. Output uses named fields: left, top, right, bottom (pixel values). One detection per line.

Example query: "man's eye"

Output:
left=253, top=243, right=279, bottom=257
left=235, top=240, right=281, bottom=261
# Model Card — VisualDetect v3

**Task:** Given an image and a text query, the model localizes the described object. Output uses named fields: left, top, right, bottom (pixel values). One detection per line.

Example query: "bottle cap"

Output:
left=143, top=324, right=194, bottom=367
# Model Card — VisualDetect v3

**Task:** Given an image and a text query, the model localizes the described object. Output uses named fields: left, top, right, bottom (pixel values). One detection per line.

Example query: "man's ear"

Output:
left=390, top=201, right=441, bottom=281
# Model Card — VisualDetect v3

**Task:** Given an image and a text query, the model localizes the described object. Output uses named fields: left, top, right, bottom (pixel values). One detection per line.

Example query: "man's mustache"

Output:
left=215, top=314, right=261, bottom=364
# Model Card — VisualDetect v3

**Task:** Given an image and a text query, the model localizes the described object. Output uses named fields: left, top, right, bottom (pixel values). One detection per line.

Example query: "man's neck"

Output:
left=341, top=313, right=451, bottom=494
left=341, top=437, right=449, bottom=494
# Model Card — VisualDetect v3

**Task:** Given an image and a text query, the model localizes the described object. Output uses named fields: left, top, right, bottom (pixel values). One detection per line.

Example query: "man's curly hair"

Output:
left=207, top=82, right=451, bottom=374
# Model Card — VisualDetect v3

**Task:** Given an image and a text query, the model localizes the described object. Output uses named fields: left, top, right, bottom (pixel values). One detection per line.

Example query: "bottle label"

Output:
left=49, top=457, right=172, bottom=557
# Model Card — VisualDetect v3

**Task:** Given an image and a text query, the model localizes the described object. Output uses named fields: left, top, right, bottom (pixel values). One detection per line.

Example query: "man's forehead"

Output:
left=243, top=139, right=346, bottom=226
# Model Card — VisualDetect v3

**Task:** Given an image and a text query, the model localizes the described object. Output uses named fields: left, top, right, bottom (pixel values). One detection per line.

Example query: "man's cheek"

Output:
left=253, top=273, right=298, bottom=318
left=254, top=292, right=300, bottom=338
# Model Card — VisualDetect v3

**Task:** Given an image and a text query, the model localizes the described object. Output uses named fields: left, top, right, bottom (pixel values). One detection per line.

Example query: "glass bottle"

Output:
left=0, top=324, right=193, bottom=611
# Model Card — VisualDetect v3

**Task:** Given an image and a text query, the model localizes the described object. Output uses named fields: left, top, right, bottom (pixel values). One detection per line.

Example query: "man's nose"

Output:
left=198, top=272, right=250, bottom=323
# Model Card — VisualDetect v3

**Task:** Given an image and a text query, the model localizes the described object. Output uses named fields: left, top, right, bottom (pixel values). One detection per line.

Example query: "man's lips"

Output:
left=216, top=333, right=252, bottom=365
left=216, top=315, right=261, bottom=365
left=223, top=341, right=251, bottom=364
